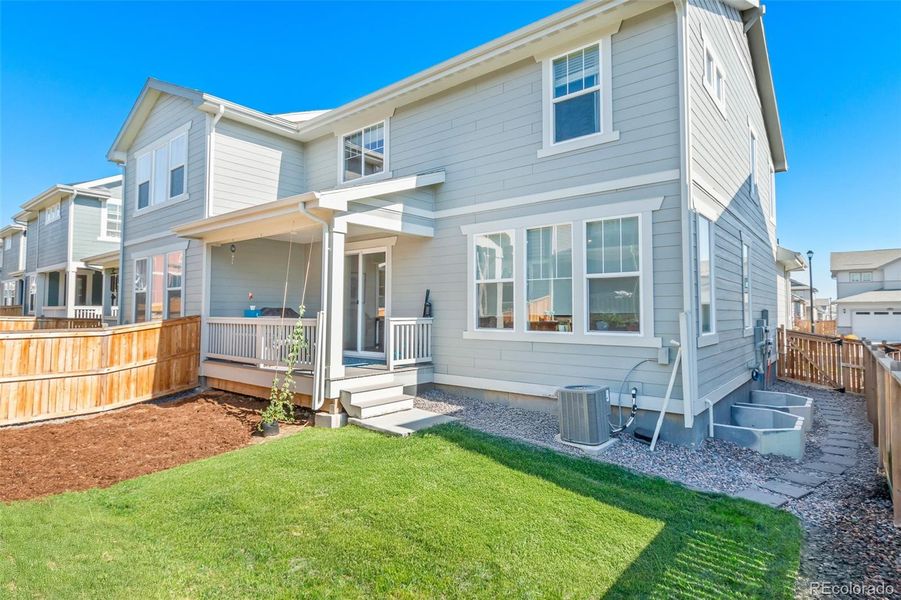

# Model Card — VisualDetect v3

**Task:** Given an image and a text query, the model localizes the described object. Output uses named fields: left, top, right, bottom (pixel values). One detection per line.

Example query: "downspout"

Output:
left=674, top=0, right=699, bottom=431
left=116, top=162, right=126, bottom=324
left=65, top=191, right=77, bottom=317
left=205, top=104, right=225, bottom=219
left=299, top=200, right=330, bottom=412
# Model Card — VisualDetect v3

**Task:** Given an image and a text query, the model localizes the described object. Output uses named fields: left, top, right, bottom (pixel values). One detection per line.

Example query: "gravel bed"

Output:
left=414, top=381, right=900, bottom=598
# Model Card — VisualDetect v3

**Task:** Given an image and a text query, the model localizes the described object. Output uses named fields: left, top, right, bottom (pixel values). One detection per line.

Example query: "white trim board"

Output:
left=438, top=169, right=679, bottom=220
left=432, top=373, right=685, bottom=414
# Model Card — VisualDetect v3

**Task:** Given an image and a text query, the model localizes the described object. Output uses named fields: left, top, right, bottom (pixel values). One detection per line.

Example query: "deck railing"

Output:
left=74, top=305, right=103, bottom=320
left=206, top=317, right=318, bottom=369
left=387, top=317, right=433, bottom=370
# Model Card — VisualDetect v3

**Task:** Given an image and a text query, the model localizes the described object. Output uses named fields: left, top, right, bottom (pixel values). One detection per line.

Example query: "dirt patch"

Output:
left=0, top=391, right=310, bottom=502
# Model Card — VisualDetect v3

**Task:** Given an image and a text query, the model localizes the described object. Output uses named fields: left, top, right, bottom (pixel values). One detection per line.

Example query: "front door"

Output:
left=343, top=249, right=388, bottom=357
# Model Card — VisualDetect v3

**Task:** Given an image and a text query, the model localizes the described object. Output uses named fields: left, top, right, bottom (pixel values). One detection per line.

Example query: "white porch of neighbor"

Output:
left=172, top=179, right=439, bottom=424
left=37, top=264, right=114, bottom=322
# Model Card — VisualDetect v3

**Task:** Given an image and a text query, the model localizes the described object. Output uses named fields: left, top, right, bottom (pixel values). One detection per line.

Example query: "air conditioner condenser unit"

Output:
left=557, top=385, right=611, bottom=446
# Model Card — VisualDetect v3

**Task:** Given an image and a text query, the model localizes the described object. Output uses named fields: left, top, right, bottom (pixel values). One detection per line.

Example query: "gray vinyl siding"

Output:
left=72, top=196, right=118, bottom=261
left=120, top=93, right=207, bottom=323
left=32, top=199, right=70, bottom=269
left=312, top=5, right=685, bottom=400
left=389, top=180, right=684, bottom=401
left=209, top=238, right=322, bottom=316
left=688, top=0, right=779, bottom=398
left=306, top=4, right=680, bottom=206
left=24, top=219, right=37, bottom=273
left=122, top=93, right=207, bottom=240
left=1, top=231, right=24, bottom=274
left=211, top=120, right=306, bottom=215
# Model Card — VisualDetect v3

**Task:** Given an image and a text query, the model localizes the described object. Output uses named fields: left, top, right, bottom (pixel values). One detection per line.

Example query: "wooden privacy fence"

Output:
left=0, top=305, right=23, bottom=316
left=0, top=316, right=200, bottom=426
left=862, top=342, right=901, bottom=526
left=777, top=327, right=865, bottom=394
left=793, top=319, right=837, bottom=337
left=0, top=316, right=102, bottom=331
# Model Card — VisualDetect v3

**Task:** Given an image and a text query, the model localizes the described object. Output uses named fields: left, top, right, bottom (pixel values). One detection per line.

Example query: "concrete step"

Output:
left=776, top=471, right=829, bottom=488
left=342, top=395, right=415, bottom=420
left=340, top=383, right=405, bottom=405
left=759, top=479, right=811, bottom=499
left=349, top=408, right=457, bottom=437
left=732, top=487, right=788, bottom=508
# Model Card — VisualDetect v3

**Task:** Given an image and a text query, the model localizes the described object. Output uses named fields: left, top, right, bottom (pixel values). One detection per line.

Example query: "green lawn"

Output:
left=1, top=424, right=800, bottom=599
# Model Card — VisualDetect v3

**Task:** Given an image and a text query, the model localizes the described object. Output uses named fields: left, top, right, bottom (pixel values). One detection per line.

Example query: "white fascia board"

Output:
left=317, top=171, right=446, bottom=212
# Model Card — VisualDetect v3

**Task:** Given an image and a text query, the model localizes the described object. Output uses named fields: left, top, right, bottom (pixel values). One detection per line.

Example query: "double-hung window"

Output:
left=697, top=215, right=715, bottom=335
left=552, top=44, right=601, bottom=143
left=103, top=200, right=121, bottom=239
left=342, top=121, right=386, bottom=183
left=741, top=239, right=752, bottom=330
left=850, top=271, right=873, bottom=283
left=526, top=224, right=573, bottom=332
left=134, top=251, right=184, bottom=322
left=43, top=202, right=61, bottom=224
left=475, top=232, right=514, bottom=330
left=135, top=127, right=189, bottom=211
left=3, top=237, right=11, bottom=250
left=702, top=31, right=726, bottom=116
left=539, top=34, right=617, bottom=157
left=585, top=216, right=641, bottom=334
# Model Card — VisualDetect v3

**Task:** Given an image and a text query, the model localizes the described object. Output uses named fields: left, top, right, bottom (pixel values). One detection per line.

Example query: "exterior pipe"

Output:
left=299, top=200, right=329, bottom=411
left=704, top=398, right=714, bottom=438
left=650, top=340, right=683, bottom=452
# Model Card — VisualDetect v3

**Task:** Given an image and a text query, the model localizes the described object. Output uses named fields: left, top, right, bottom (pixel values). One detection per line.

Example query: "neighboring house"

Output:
left=0, top=223, right=27, bottom=308
left=832, top=248, right=901, bottom=341
left=775, top=245, right=805, bottom=329
left=13, top=175, right=122, bottom=320
left=813, top=297, right=835, bottom=322
left=790, top=278, right=815, bottom=325
left=107, top=0, right=786, bottom=445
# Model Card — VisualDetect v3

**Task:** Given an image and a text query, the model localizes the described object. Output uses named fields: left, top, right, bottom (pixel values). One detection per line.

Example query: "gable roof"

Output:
left=13, top=176, right=121, bottom=222
left=830, top=249, right=901, bottom=273
left=109, top=1, right=780, bottom=165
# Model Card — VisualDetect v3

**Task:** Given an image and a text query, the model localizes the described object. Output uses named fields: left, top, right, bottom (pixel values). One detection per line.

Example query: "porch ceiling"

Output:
left=171, top=195, right=331, bottom=245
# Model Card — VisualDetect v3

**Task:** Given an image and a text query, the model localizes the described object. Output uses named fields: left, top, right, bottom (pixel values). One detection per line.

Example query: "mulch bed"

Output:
left=0, top=391, right=310, bottom=502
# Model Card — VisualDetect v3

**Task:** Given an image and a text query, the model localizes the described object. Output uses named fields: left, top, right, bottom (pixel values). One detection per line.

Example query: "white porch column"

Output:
left=326, top=226, right=346, bottom=380
left=65, top=265, right=77, bottom=318
left=101, top=268, right=112, bottom=318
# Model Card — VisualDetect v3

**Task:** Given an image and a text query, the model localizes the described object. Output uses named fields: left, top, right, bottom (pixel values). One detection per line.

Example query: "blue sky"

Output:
left=1, top=1, right=899, bottom=296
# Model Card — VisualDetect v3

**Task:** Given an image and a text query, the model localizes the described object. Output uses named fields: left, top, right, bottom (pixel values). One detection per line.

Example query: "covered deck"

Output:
left=172, top=173, right=442, bottom=413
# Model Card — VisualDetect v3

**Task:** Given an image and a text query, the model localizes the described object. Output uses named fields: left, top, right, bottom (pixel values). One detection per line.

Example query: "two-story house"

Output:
left=831, top=248, right=901, bottom=341
left=107, top=0, right=786, bottom=444
left=13, top=175, right=123, bottom=320
left=0, top=223, right=27, bottom=309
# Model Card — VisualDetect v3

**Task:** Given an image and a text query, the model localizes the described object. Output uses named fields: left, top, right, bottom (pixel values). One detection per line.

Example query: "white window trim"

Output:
left=741, top=232, right=753, bottom=337
left=99, top=199, right=122, bottom=242
left=43, top=202, right=62, bottom=225
left=473, top=230, right=516, bottom=331
left=3, top=237, right=11, bottom=251
left=462, top=199, right=660, bottom=348
left=697, top=213, right=717, bottom=343
left=701, top=30, right=727, bottom=118
left=524, top=222, right=574, bottom=335
left=537, top=33, right=620, bottom=159
left=132, top=243, right=187, bottom=322
left=132, top=122, right=191, bottom=216
left=336, top=119, right=391, bottom=186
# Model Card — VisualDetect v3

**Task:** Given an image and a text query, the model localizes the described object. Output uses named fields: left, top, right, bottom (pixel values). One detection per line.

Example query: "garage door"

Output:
left=852, top=311, right=901, bottom=342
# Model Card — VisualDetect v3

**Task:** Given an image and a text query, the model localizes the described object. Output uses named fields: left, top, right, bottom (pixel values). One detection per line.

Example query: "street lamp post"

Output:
left=807, top=250, right=815, bottom=333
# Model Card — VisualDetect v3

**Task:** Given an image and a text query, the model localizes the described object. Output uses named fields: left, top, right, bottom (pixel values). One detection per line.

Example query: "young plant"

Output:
left=260, top=306, right=307, bottom=429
